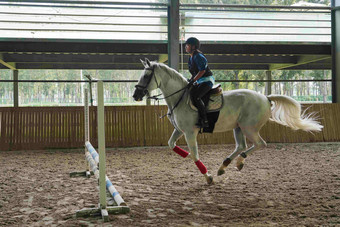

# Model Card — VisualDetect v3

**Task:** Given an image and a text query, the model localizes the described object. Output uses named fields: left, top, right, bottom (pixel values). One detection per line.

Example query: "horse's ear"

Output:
left=145, top=58, right=151, bottom=67
left=140, top=59, right=148, bottom=68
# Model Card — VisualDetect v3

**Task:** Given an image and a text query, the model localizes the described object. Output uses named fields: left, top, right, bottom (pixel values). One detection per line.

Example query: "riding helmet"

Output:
left=185, top=37, right=200, bottom=49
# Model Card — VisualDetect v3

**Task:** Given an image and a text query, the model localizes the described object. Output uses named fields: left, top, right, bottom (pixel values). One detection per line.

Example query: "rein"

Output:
left=149, top=86, right=189, bottom=119
left=147, top=86, right=188, bottom=101
left=145, top=67, right=189, bottom=119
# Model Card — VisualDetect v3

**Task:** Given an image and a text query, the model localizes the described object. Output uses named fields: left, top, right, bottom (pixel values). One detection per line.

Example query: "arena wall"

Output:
left=0, top=104, right=339, bottom=151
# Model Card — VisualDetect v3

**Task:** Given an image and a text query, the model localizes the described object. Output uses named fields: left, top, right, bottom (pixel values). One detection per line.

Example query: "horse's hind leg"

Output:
left=236, top=129, right=267, bottom=171
left=217, top=127, right=247, bottom=176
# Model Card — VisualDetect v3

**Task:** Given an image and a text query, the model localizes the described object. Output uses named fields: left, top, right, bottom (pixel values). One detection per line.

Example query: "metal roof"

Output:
left=0, top=1, right=332, bottom=71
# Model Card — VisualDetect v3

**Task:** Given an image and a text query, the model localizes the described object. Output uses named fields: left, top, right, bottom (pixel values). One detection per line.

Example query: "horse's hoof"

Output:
left=236, top=156, right=245, bottom=171
left=217, top=169, right=225, bottom=176
left=236, top=163, right=244, bottom=171
left=206, top=174, right=214, bottom=185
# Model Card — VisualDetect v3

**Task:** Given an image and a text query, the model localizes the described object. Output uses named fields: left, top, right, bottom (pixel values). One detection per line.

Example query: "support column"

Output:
left=13, top=70, right=18, bottom=107
left=168, top=0, right=180, bottom=71
left=332, top=0, right=340, bottom=103
left=265, top=70, right=272, bottom=96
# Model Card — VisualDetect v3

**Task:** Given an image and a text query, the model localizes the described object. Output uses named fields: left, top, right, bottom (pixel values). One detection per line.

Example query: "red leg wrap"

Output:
left=173, top=146, right=189, bottom=158
left=195, top=160, right=207, bottom=174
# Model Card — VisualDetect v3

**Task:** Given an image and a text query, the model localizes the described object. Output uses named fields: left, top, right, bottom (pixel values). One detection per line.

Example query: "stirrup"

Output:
left=202, top=120, right=209, bottom=128
left=196, top=119, right=209, bottom=128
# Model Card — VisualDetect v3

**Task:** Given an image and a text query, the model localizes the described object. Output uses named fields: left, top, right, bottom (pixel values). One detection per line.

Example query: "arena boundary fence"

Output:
left=0, top=103, right=339, bottom=151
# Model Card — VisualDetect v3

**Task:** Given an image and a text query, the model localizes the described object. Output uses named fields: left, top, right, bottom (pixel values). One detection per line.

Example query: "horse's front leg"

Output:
left=168, top=129, right=189, bottom=158
left=184, top=132, right=213, bottom=185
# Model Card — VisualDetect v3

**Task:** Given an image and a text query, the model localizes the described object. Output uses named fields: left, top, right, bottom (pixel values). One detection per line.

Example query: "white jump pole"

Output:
left=85, top=141, right=126, bottom=206
left=73, top=81, right=129, bottom=221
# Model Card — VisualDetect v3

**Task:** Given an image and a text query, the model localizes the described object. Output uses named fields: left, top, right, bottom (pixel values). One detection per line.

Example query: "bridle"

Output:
left=134, top=66, right=158, bottom=97
left=135, top=64, right=190, bottom=118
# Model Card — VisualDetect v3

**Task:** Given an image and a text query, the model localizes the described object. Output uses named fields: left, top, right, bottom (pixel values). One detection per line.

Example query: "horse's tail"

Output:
left=267, top=95, right=323, bottom=132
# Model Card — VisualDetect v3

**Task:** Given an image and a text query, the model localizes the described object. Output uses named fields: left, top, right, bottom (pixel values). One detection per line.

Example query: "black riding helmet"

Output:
left=185, top=37, right=200, bottom=49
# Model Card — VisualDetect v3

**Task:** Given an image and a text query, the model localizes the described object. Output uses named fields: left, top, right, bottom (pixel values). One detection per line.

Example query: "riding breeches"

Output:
left=190, top=82, right=213, bottom=105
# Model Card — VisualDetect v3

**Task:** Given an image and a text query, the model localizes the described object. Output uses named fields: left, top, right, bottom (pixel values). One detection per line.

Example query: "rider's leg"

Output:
left=190, top=86, right=205, bottom=127
left=168, top=129, right=189, bottom=158
left=217, top=127, right=247, bottom=175
left=190, top=84, right=200, bottom=107
left=190, top=82, right=212, bottom=127
left=195, top=99, right=209, bottom=127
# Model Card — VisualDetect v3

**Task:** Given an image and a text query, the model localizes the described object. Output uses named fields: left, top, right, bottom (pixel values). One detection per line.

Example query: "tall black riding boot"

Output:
left=196, top=98, right=209, bottom=128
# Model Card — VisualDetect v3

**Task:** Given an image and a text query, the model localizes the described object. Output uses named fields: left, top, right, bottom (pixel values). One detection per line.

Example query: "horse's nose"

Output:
left=132, top=89, right=142, bottom=101
left=132, top=93, right=138, bottom=101
left=133, top=96, right=141, bottom=101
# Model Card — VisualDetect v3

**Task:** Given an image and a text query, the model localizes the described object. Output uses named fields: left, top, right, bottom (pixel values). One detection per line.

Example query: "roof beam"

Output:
left=269, top=55, right=331, bottom=70
left=3, top=53, right=161, bottom=64
left=204, top=55, right=298, bottom=64
left=0, top=40, right=168, bottom=54
left=180, top=63, right=269, bottom=70
left=14, top=63, right=145, bottom=70
left=0, top=54, right=16, bottom=70
left=158, top=54, right=168, bottom=63
left=0, top=40, right=332, bottom=70
left=202, top=43, right=331, bottom=55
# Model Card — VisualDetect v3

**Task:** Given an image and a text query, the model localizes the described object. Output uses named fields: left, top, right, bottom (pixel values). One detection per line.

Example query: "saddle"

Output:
left=189, top=84, right=223, bottom=112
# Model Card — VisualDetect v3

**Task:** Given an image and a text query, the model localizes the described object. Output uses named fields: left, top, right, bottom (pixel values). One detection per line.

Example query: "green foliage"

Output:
left=293, top=95, right=332, bottom=102
left=0, top=68, right=331, bottom=106
left=0, top=69, right=143, bottom=106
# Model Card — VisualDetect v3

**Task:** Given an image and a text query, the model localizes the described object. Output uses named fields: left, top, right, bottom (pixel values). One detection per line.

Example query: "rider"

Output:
left=185, top=37, right=215, bottom=128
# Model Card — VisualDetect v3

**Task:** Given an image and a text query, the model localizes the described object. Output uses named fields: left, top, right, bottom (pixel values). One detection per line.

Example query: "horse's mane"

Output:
left=152, top=61, right=187, bottom=84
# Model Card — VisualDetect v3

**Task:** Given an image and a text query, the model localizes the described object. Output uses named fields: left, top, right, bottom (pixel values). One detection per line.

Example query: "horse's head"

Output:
left=133, top=58, right=159, bottom=101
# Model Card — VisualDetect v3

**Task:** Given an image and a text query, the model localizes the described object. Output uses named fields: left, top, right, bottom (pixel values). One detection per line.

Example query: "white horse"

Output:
left=133, top=59, right=323, bottom=185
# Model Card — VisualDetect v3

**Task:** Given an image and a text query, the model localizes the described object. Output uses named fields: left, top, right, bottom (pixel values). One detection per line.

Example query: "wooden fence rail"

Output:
left=0, top=104, right=339, bottom=151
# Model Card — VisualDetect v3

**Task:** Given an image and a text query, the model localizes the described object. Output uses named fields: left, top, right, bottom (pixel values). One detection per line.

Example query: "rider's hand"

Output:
left=187, top=79, right=194, bottom=87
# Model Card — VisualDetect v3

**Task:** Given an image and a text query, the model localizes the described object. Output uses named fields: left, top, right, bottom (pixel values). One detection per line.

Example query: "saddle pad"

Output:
left=188, top=94, right=223, bottom=113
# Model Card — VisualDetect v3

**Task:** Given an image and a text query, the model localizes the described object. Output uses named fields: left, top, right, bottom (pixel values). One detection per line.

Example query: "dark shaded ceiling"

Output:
left=0, top=39, right=331, bottom=71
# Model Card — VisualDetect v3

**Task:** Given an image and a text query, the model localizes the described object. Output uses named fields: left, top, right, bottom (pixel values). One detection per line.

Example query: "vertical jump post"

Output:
left=97, top=80, right=107, bottom=213
left=71, top=80, right=130, bottom=221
